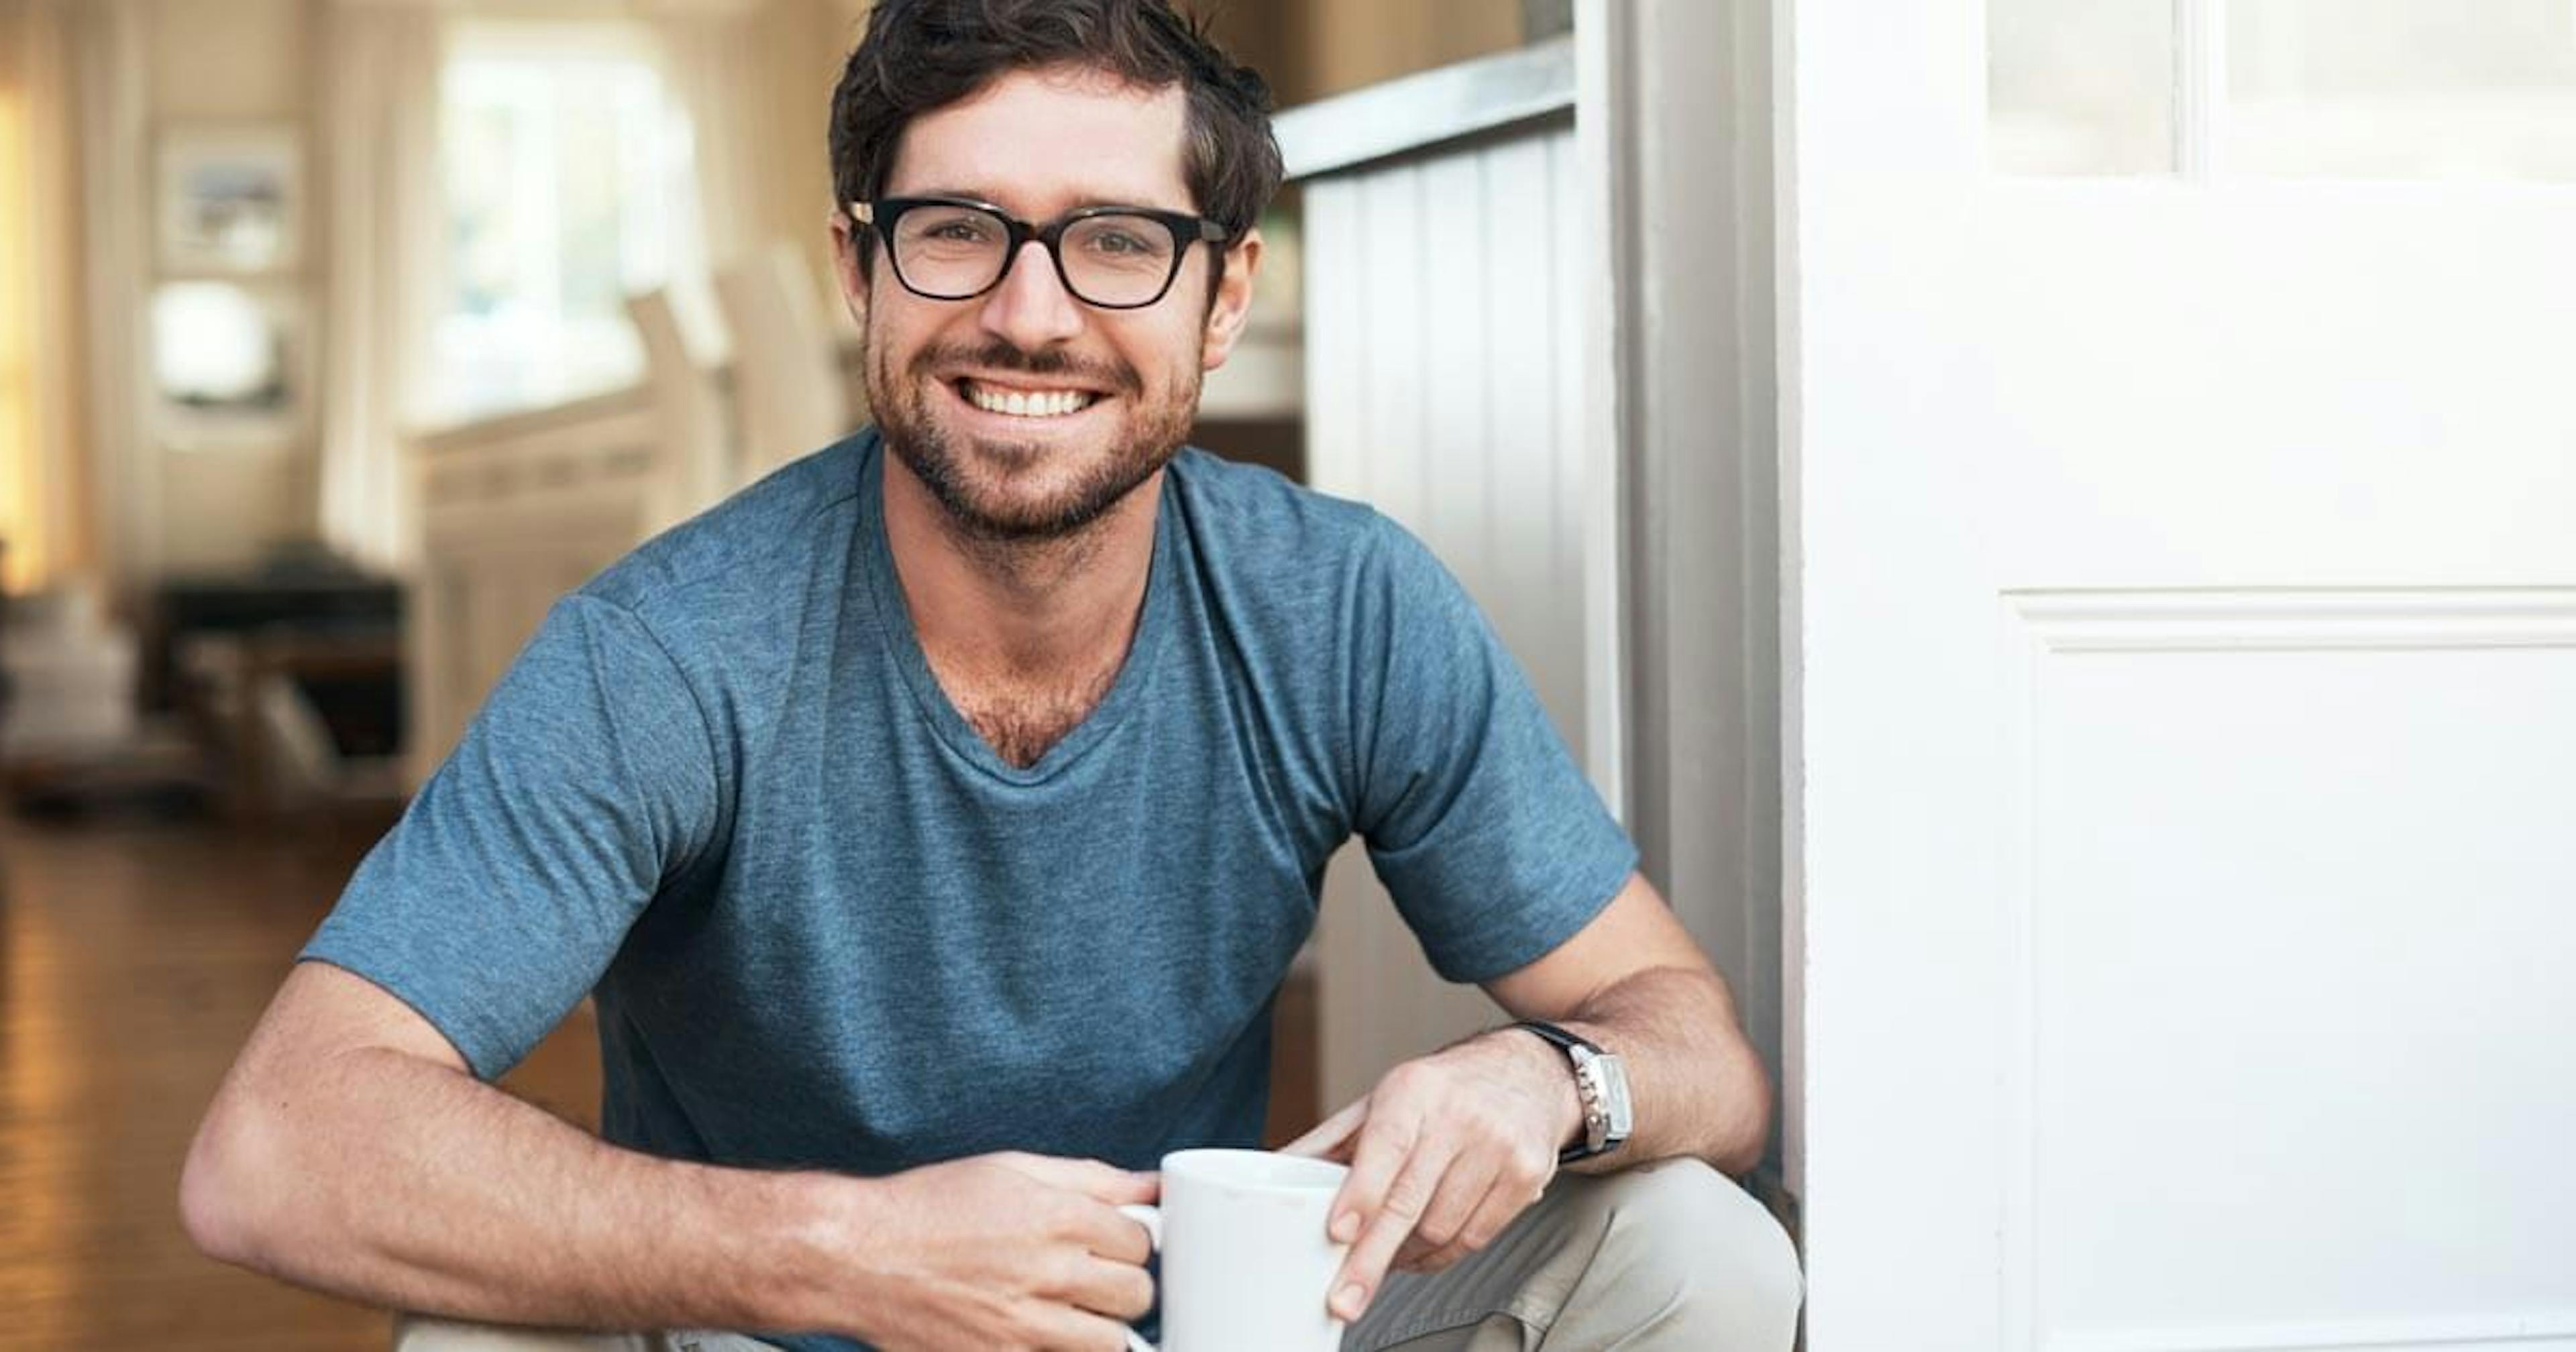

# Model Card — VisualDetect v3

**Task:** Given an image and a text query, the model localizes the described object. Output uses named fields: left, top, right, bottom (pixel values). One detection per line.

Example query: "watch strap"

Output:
left=1512, top=1018, right=1603, bottom=1057
left=1512, top=1020, right=1614, bottom=1162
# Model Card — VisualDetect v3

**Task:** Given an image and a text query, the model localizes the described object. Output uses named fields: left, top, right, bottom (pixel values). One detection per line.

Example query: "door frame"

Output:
left=1575, top=0, right=1791, bottom=1200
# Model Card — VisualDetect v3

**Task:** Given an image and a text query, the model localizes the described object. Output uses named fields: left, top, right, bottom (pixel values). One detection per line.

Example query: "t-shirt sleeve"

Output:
left=300, top=593, right=723, bottom=1080
left=1348, top=516, right=1640, bottom=984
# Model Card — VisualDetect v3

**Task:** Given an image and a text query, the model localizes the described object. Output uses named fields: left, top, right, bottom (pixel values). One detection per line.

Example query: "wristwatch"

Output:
left=1513, top=1020, right=1633, bottom=1163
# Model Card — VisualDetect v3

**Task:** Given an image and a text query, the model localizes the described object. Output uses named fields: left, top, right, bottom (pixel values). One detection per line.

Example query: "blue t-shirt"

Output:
left=303, top=429, right=1636, bottom=1350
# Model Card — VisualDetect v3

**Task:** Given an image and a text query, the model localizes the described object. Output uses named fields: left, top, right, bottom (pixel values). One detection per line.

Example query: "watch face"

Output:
left=1598, top=1055, right=1635, bottom=1139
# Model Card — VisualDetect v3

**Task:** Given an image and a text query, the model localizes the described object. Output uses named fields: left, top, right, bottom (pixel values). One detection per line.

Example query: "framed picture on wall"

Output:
left=150, top=281, right=310, bottom=451
left=157, top=125, right=303, bottom=274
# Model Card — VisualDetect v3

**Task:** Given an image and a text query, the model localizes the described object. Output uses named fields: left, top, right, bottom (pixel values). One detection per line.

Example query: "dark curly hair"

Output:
left=828, top=0, right=1282, bottom=283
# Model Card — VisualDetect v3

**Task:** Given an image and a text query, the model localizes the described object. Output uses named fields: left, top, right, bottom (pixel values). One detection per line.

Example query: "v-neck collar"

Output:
left=855, top=431, right=1177, bottom=787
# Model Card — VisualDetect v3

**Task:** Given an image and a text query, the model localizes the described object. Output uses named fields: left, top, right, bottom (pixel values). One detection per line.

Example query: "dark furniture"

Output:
left=152, top=566, right=405, bottom=760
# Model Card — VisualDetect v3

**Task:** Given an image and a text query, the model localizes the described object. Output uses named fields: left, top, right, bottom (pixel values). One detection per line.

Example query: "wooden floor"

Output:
left=0, top=803, right=1318, bottom=1349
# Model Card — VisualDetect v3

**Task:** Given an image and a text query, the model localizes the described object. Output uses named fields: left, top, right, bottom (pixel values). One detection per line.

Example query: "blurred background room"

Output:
left=15, top=0, right=2574, bottom=1347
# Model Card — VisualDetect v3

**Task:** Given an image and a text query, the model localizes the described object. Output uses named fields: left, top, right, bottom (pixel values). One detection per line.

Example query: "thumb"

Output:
left=1281, top=1097, right=1367, bottom=1161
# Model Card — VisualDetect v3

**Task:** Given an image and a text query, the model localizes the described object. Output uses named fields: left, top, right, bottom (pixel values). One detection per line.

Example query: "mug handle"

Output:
left=1118, top=1204, right=1163, bottom=1352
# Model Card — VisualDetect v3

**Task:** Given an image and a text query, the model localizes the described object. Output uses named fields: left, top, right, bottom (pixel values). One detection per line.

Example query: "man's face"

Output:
left=833, top=66, right=1260, bottom=542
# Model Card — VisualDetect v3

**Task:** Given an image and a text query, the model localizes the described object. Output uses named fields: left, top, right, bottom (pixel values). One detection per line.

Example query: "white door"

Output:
left=1784, top=3, right=2576, bottom=1349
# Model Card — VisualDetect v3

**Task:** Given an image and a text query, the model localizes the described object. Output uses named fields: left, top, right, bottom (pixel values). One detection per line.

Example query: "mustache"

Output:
left=909, top=339, right=1142, bottom=396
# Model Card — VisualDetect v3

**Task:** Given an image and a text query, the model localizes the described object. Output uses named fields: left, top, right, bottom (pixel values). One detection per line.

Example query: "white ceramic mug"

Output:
left=1118, top=1148, right=1351, bottom=1352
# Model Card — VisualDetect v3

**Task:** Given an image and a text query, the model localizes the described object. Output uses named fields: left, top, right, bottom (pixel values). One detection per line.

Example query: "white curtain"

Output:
left=651, top=9, right=765, bottom=276
left=646, top=4, right=783, bottom=368
left=315, top=3, right=445, bottom=573
left=1, top=0, right=93, bottom=594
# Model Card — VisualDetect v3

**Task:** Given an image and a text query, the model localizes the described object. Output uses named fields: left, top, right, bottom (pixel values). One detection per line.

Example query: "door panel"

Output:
left=2004, top=592, right=2576, bottom=1349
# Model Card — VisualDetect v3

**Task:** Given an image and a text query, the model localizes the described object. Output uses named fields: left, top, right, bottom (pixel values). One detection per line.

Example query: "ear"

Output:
left=1199, top=227, right=1264, bottom=372
left=828, top=209, right=872, bottom=328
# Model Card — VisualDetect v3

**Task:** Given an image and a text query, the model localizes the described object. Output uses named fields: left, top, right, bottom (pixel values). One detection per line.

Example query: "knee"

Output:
left=1574, top=1160, right=1805, bottom=1350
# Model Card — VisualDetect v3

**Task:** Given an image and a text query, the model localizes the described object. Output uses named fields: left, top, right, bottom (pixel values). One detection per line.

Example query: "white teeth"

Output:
left=965, top=382, right=1093, bottom=418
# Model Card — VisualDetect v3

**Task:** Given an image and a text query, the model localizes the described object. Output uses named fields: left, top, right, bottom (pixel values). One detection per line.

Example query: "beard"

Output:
left=869, top=332, right=1201, bottom=545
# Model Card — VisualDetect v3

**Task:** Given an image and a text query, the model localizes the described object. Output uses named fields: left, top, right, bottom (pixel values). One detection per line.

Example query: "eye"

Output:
left=925, top=217, right=994, bottom=243
left=1089, top=228, right=1152, bottom=256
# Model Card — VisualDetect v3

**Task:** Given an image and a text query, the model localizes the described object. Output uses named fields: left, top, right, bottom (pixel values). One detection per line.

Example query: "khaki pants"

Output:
left=394, top=1158, right=1803, bottom=1352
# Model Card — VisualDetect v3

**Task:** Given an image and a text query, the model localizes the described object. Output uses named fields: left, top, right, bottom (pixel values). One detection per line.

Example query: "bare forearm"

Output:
left=1546, top=966, right=1772, bottom=1175
left=185, top=1046, right=851, bottom=1333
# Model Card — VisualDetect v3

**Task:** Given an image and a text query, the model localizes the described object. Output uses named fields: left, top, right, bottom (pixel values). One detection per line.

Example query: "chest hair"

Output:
left=945, top=663, right=1122, bottom=769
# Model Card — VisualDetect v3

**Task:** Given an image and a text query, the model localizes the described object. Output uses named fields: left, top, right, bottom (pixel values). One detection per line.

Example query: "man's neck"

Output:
left=879, top=449, right=1161, bottom=681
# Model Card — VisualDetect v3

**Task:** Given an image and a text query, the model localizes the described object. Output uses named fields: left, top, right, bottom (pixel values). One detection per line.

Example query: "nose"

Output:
left=977, top=239, right=1085, bottom=351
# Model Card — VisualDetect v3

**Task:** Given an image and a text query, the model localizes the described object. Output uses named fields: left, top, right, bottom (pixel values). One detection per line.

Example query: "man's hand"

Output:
left=847, top=1151, right=1159, bottom=1351
left=1282, top=1030, right=1582, bottom=1322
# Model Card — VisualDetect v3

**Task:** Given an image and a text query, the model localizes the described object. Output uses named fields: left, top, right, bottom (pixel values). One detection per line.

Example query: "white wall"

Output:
left=1301, top=116, right=1595, bottom=1107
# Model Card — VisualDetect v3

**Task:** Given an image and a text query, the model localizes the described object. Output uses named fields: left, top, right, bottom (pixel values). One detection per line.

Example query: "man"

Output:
left=180, top=2, right=1800, bottom=1349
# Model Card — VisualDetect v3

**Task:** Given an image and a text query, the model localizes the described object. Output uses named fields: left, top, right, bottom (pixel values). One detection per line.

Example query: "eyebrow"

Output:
left=896, top=186, right=1193, bottom=217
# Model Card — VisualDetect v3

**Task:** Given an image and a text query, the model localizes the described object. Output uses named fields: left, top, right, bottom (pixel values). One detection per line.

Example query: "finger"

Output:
left=1401, top=1147, right=1499, bottom=1264
left=1331, top=1148, right=1452, bottom=1322
left=1407, top=1171, right=1538, bottom=1273
left=999, top=1153, right=1160, bottom=1205
left=1323, top=1101, right=1419, bottom=1247
left=1024, top=1299, right=1139, bottom=1352
left=1058, top=1251, right=1158, bottom=1323
left=1281, top=1097, right=1366, bottom=1160
left=1061, top=1197, right=1157, bottom=1265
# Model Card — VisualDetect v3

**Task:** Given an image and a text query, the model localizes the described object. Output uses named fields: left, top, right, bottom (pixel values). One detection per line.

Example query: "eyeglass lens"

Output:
left=891, top=204, right=1179, bottom=307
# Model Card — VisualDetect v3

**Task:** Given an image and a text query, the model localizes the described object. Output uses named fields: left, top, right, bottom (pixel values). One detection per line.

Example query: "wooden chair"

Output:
left=712, top=241, right=853, bottom=486
left=624, top=288, right=732, bottom=529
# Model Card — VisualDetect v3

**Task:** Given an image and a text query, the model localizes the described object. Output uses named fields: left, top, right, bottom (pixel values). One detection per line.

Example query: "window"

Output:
left=1990, top=0, right=2576, bottom=180
left=1989, top=0, right=2177, bottom=176
left=2226, top=0, right=2576, bottom=181
left=0, top=89, right=36, bottom=592
left=430, top=21, right=691, bottom=420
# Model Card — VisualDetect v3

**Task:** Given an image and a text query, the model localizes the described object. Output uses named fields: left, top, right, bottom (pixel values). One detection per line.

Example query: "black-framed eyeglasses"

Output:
left=851, top=196, right=1229, bottom=311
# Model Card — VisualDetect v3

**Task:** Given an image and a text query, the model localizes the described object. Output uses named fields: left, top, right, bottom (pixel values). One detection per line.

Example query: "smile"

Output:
left=956, top=378, right=1101, bottom=419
